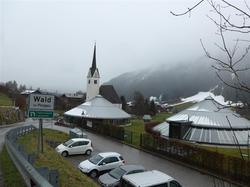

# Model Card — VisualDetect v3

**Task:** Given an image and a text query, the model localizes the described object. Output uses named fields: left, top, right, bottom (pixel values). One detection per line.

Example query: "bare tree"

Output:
left=171, top=0, right=250, bottom=98
left=171, top=0, right=250, bottom=160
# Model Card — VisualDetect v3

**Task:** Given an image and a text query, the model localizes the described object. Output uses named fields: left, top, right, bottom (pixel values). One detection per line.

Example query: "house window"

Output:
left=94, top=80, right=97, bottom=84
left=88, top=80, right=90, bottom=84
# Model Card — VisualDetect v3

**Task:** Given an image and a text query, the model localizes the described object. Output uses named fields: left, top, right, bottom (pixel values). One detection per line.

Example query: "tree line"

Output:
left=0, top=80, right=28, bottom=109
left=121, top=91, right=157, bottom=116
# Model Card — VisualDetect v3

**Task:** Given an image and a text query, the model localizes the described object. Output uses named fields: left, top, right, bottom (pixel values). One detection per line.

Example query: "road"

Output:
left=0, top=119, right=238, bottom=187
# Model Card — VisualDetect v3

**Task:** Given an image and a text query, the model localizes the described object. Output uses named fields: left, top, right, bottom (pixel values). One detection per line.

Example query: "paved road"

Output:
left=0, top=120, right=239, bottom=187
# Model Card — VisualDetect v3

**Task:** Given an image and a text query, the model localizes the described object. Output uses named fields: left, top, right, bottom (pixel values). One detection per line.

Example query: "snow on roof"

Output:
left=20, top=90, right=37, bottom=95
left=153, top=122, right=169, bottom=137
left=167, top=97, right=250, bottom=129
left=181, top=91, right=230, bottom=105
left=64, top=95, right=131, bottom=119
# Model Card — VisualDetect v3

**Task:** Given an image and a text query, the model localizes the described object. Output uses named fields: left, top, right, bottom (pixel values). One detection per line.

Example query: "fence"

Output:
left=5, top=125, right=59, bottom=187
left=140, top=133, right=250, bottom=186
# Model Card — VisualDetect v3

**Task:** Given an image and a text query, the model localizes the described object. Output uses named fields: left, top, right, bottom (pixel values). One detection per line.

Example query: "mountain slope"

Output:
left=106, top=57, right=221, bottom=101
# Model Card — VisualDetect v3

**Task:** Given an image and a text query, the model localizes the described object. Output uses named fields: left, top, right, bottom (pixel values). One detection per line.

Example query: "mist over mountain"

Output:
left=106, top=56, right=218, bottom=101
left=106, top=55, right=250, bottom=103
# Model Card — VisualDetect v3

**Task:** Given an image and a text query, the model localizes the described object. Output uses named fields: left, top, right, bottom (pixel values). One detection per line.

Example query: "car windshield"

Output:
left=63, top=139, right=74, bottom=147
left=109, top=167, right=127, bottom=179
left=89, top=154, right=103, bottom=165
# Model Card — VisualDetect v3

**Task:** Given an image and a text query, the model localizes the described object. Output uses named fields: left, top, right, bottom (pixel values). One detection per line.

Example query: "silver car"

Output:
left=98, top=165, right=145, bottom=187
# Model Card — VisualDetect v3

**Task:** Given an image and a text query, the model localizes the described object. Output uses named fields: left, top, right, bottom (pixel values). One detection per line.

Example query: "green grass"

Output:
left=0, top=146, right=26, bottom=187
left=124, top=120, right=144, bottom=146
left=152, top=112, right=172, bottom=122
left=173, top=102, right=194, bottom=111
left=0, top=93, right=12, bottom=106
left=18, top=129, right=98, bottom=187
left=123, top=112, right=173, bottom=146
left=125, top=119, right=144, bottom=133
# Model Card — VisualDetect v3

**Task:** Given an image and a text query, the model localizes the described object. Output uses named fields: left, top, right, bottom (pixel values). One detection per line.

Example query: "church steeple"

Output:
left=90, top=44, right=97, bottom=76
left=86, top=43, right=100, bottom=101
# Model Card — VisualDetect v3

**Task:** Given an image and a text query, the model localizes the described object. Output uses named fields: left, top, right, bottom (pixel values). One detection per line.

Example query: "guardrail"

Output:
left=5, top=125, right=57, bottom=187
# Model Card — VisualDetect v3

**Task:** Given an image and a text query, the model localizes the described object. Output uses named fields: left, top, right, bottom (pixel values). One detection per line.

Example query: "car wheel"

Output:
left=85, top=149, right=92, bottom=156
left=61, top=151, right=68, bottom=157
left=89, top=170, right=98, bottom=178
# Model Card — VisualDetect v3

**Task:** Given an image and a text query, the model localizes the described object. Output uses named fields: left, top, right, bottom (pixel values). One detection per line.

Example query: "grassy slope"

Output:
left=173, top=102, right=194, bottom=111
left=18, top=129, right=98, bottom=187
left=0, top=146, right=26, bottom=187
left=0, top=93, right=12, bottom=106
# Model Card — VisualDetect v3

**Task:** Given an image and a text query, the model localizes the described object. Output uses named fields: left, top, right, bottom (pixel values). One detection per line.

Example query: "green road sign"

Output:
left=28, top=111, right=53, bottom=118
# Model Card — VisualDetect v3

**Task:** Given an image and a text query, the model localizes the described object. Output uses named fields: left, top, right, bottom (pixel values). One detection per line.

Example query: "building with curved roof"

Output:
left=64, top=95, right=130, bottom=125
left=166, top=96, right=250, bottom=146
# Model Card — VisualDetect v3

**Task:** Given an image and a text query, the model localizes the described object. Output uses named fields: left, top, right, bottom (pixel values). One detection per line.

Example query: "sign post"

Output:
left=28, top=94, right=54, bottom=154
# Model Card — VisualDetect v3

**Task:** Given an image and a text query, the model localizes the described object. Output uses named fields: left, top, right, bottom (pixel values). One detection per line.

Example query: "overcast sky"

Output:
left=0, top=0, right=243, bottom=93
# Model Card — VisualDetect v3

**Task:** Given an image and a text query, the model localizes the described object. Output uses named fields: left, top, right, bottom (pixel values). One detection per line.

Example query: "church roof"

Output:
left=99, top=85, right=121, bottom=104
left=64, top=95, right=130, bottom=119
left=90, top=44, right=97, bottom=77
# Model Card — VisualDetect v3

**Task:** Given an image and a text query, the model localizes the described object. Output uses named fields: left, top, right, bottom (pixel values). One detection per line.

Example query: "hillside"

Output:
left=106, top=56, right=250, bottom=103
left=0, top=93, right=12, bottom=106
left=106, top=57, right=221, bottom=101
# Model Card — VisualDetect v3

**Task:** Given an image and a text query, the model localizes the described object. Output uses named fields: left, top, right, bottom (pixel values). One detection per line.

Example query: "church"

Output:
left=85, top=44, right=122, bottom=108
left=64, top=44, right=131, bottom=126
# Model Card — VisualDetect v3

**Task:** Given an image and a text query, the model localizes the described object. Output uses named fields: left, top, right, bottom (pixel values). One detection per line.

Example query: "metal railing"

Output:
left=5, top=125, right=56, bottom=187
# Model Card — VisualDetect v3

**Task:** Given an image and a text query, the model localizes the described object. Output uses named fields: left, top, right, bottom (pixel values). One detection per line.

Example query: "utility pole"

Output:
left=39, top=118, right=43, bottom=153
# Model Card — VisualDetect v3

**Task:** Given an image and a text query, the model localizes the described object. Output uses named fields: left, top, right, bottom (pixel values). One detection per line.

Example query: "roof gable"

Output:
left=99, top=85, right=121, bottom=104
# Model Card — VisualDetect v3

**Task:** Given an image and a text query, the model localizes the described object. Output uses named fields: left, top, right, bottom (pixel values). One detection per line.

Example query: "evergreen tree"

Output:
left=120, top=96, right=127, bottom=111
left=150, top=100, right=157, bottom=115
left=133, top=91, right=145, bottom=115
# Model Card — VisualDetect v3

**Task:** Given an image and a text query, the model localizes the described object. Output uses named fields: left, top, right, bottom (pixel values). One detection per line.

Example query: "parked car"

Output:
left=98, top=164, right=145, bottom=187
left=78, top=152, right=125, bottom=178
left=120, top=170, right=182, bottom=187
left=55, top=138, right=93, bottom=157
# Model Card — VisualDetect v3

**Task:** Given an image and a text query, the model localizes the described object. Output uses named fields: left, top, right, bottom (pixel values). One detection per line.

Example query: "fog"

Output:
left=0, top=0, right=241, bottom=92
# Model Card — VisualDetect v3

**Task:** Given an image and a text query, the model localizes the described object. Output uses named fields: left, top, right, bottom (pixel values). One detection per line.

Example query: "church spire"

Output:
left=90, top=43, right=96, bottom=76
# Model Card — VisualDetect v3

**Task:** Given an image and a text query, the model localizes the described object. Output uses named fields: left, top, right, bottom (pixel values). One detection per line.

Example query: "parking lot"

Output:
left=1, top=120, right=238, bottom=187
left=46, top=122, right=237, bottom=187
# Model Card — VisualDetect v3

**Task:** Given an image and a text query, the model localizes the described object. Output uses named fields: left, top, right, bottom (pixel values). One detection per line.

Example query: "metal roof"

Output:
left=153, top=122, right=169, bottom=137
left=64, top=95, right=131, bottom=119
left=183, top=127, right=250, bottom=145
left=167, top=97, right=250, bottom=130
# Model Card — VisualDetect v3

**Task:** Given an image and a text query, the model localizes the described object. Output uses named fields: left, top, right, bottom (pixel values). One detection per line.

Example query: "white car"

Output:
left=55, top=138, right=93, bottom=157
left=78, top=152, right=125, bottom=178
left=121, top=170, right=182, bottom=187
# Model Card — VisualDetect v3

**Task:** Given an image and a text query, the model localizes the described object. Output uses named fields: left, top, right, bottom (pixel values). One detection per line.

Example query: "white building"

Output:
left=86, top=44, right=100, bottom=101
left=85, top=44, right=122, bottom=108
left=64, top=45, right=129, bottom=126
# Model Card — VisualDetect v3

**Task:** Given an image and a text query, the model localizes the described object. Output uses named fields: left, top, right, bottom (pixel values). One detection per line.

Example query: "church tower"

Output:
left=86, top=44, right=100, bottom=101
